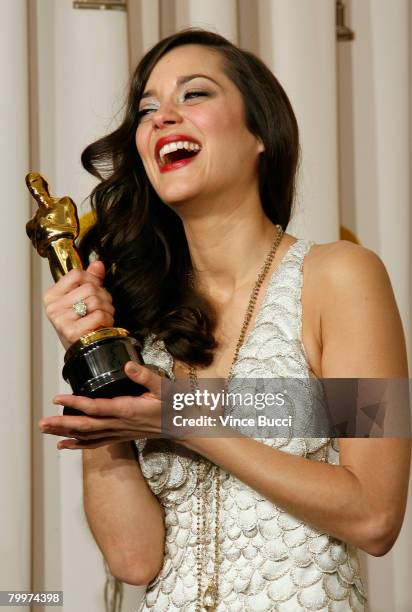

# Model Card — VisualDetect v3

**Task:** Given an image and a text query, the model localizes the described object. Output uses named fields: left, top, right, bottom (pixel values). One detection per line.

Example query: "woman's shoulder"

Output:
left=286, top=235, right=387, bottom=300
left=301, top=238, right=407, bottom=379
left=301, top=238, right=394, bottom=350
left=286, top=233, right=382, bottom=269
left=306, top=239, right=389, bottom=289
left=306, top=239, right=400, bottom=349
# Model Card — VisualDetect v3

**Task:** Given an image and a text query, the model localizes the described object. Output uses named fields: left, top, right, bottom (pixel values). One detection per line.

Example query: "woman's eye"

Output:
left=183, top=90, right=209, bottom=101
left=137, top=90, right=209, bottom=121
left=137, top=107, right=157, bottom=121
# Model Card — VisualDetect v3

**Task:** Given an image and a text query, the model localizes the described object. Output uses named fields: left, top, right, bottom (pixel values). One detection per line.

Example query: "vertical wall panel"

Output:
left=25, top=2, right=412, bottom=610
left=0, top=2, right=31, bottom=606
left=338, top=1, right=412, bottom=609
left=29, top=1, right=63, bottom=606
left=54, top=1, right=130, bottom=207
left=258, top=0, right=339, bottom=243
left=238, top=0, right=260, bottom=53
left=175, top=0, right=238, bottom=42
left=53, top=2, right=130, bottom=610
left=128, top=0, right=160, bottom=70
left=341, top=0, right=410, bottom=358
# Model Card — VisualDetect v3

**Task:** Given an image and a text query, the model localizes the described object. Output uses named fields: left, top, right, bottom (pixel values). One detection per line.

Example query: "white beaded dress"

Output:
left=134, top=238, right=367, bottom=611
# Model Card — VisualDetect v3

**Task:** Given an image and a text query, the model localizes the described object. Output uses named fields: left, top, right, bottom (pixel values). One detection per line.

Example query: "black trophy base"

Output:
left=61, top=331, right=146, bottom=416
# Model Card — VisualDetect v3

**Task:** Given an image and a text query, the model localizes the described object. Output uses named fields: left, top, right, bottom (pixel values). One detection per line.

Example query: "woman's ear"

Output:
left=256, top=137, right=265, bottom=154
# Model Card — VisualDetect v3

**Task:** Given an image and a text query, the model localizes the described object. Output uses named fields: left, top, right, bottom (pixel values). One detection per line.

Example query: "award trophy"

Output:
left=26, top=172, right=146, bottom=415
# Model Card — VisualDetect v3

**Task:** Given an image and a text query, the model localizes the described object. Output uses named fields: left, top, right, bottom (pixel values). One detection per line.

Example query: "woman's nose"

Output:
left=151, top=102, right=183, bottom=128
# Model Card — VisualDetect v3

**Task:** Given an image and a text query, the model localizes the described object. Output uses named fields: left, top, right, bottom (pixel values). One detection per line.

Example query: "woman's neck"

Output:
left=180, top=196, right=281, bottom=304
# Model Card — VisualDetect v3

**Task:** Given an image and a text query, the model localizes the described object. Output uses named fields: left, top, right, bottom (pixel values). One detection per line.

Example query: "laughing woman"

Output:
left=40, top=30, right=410, bottom=611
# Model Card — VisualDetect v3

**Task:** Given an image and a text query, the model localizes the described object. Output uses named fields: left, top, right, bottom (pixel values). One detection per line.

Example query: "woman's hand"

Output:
left=43, top=260, right=115, bottom=351
left=39, top=362, right=163, bottom=449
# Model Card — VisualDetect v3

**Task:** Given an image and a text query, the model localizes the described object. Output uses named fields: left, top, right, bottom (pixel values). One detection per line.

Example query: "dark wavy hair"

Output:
left=79, top=29, right=300, bottom=367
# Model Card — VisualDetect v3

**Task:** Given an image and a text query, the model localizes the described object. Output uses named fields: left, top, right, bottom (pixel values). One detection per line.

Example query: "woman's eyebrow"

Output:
left=140, top=74, right=220, bottom=101
left=177, top=73, right=220, bottom=87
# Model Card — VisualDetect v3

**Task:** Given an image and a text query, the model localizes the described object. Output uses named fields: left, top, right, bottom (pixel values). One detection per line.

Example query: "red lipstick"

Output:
left=155, top=134, right=202, bottom=173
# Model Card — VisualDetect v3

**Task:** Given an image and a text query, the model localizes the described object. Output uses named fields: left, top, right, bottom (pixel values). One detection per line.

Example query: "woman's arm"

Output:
left=40, top=261, right=165, bottom=584
left=182, top=241, right=411, bottom=556
left=82, top=442, right=165, bottom=585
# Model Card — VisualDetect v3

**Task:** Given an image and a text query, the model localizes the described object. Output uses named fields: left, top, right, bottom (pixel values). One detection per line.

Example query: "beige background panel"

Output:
left=11, top=1, right=411, bottom=611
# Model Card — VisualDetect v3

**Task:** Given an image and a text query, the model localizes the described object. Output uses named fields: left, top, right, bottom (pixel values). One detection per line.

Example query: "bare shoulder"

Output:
left=309, top=238, right=399, bottom=319
left=303, top=239, right=397, bottom=308
left=300, top=238, right=390, bottom=314
left=308, top=239, right=408, bottom=378
left=307, top=238, right=388, bottom=279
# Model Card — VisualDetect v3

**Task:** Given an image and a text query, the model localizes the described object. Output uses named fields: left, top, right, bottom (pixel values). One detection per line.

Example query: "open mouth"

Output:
left=157, top=140, right=202, bottom=169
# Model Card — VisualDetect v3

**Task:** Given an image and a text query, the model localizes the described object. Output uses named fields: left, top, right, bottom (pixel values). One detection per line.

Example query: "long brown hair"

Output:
left=79, top=28, right=300, bottom=366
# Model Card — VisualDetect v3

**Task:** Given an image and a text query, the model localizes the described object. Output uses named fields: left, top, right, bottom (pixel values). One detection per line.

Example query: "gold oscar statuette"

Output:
left=26, top=172, right=146, bottom=415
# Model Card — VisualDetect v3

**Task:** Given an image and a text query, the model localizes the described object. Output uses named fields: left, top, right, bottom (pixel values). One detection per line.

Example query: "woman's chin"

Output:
left=159, top=188, right=202, bottom=208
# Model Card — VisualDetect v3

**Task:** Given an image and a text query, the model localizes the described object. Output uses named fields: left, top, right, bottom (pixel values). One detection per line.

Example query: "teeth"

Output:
left=158, top=140, right=201, bottom=163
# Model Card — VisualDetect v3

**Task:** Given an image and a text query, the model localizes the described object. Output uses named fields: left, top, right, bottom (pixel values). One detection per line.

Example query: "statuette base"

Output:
left=62, top=328, right=144, bottom=415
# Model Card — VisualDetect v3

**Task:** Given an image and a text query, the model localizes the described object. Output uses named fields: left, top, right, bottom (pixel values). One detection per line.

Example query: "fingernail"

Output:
left=127, top=363, right=140, bottom=375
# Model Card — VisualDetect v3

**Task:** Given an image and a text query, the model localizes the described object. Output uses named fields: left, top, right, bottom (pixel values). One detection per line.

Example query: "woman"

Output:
left=40, top=30, right=410, bottom=611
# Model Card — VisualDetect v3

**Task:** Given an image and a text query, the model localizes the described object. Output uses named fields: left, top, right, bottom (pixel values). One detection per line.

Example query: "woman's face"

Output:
left=135, top=44, right=264, bottom=206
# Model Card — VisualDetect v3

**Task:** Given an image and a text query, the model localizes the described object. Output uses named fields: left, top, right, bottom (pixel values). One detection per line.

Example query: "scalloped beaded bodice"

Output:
left=135, top=239, right=367, bottom=611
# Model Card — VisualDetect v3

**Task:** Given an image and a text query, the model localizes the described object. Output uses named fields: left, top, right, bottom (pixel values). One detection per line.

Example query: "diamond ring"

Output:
left=72, top=298, right=88, bottom=318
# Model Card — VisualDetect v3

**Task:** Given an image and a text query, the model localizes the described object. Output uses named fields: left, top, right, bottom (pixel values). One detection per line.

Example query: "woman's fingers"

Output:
left=43, top=269, right=115, bottom=345
left=57, top=435, right=133, bottom=450
left=44, top=396, right=133, bottom=423
left=46, top=285, right=114, bottom=321
left=44, top=267, right=104, bottom=304
left=39, top=416, right=126, bottom=435
left=49, top=368, right=162, bottom=420
left=45, top=426, right=136, bottom=440
left=51, top=308, right=115, bottom=346
left=58, top=432, right=151, bottom=450
left=124, top=362, right=163, bottom=398
left=86, top=260, right=106, bottom=280
left=41, top=261, right=117, bottom=351
left=39, top=365, right=165, bottom=445
left=62, top=285, right=113, bottom=311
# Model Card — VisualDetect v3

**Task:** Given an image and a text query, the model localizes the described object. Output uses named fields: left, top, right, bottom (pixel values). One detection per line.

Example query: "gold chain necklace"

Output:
left=188, top=224, right=284, bottom=612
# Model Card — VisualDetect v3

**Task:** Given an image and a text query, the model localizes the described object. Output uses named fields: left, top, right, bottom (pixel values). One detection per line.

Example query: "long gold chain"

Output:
left=189, top=224, right=284, bottom=612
